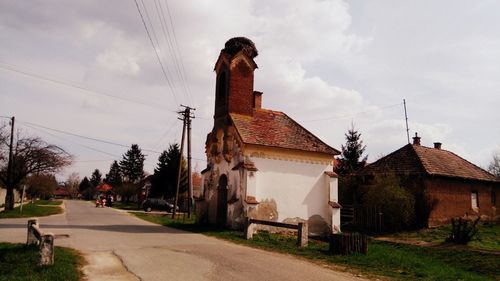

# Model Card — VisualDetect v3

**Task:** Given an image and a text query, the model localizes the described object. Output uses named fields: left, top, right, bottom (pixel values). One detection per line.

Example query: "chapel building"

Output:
left=196, top=37, right=341, bottom=236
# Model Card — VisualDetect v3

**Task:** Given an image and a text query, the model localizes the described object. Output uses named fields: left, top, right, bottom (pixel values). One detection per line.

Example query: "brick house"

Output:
left=195, top=37, right=341, bottom=236
left=358, top=134, right=499, bottom=226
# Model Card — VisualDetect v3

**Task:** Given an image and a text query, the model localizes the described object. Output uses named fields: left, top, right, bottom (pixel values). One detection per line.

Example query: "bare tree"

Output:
left=0, top=127, right=72, bottom=210
left=64, top=172, right=80, bottom=199
left=488, top=150, right=500, bottom=178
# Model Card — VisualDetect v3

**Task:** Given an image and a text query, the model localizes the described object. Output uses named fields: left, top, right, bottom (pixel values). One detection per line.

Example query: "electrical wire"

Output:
left=133, top=0, right=178, bottom=105
left=156, top=0, right=193, bottom=106
left=17, top=119, right=162, bottom=154
left=20, top=122, right=121, bottom=157
left=163, top=0, right=194, bottom=106
left=0, top=62, right=178, bottom=113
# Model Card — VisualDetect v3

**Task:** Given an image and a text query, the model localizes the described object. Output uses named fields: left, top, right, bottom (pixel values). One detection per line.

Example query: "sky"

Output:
left=0, top=0, right=499, bottom=181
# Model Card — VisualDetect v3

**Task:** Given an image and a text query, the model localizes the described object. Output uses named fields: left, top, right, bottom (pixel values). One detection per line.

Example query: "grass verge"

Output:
left=110, top=201, right=142, bottom=211
left=390, top=223, right=500, bottom=252
left=0, top=202, right=63, bottom=219
left=0, top=242, right=83, bottom=281
left=35, top=200, right=63, bottom=206
left=133, top=213, right=499, bottom=281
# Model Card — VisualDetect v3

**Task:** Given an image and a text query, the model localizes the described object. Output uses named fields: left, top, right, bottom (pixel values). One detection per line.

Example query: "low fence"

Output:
left=329, top=233, right=367, bottom=255
left=245, top=218, right=308, bottom=247
left=26, top=219, right=55, bottom=266
left=341, top=204, right=383, bottom=233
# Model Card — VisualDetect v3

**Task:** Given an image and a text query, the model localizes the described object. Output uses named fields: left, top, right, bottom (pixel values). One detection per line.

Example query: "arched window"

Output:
left=217, top=71, right=227, bottom=106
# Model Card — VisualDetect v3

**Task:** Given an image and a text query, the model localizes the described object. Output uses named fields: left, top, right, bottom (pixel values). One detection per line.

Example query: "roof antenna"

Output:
left=404, top=99, right=410, bottom=144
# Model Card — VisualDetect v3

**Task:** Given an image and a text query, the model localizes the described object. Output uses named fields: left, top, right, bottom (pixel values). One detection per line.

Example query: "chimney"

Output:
left=434, top=142, right=442, bottom=149
left=412, top=132, right=421, bottom=146
left=253, top=91, right=262, bottom=109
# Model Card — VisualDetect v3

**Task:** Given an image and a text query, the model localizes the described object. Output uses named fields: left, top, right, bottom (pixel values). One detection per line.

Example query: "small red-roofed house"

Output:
left=196, top=38, right=341, bottom=236
left=96, top=183, right=112, bottom=193
left=358, top=134, right=500, bottom=226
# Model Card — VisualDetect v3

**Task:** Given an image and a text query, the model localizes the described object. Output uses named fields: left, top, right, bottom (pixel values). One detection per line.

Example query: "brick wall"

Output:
left=426, top=177, right=499, bottom=225
left=228, top=59, right=254, bottom=116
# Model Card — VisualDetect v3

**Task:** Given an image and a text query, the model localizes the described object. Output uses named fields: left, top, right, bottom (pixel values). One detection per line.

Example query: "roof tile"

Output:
left=359, top=144, right=499, bottom=182
left=230, top=109, right=339, bottom=155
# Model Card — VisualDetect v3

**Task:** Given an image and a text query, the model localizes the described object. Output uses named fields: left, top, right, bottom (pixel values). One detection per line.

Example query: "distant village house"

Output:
left=358, top=133, right=499, bottom=226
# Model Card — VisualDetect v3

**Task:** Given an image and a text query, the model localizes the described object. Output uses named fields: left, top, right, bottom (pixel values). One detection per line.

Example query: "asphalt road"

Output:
left=0, top=200, right=366, bottom=281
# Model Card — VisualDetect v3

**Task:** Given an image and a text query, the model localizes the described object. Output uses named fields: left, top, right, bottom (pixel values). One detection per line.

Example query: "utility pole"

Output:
left=172, top=105, right=195, bottom=219
left=6, top=116, right=15, bottom=210
left=172, top=112, right=186, bottom=219
left=403, top=99, right=410, bottom=144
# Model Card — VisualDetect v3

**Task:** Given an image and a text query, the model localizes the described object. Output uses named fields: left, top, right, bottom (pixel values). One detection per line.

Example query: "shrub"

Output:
left=364, top=173, right=415, bottom=232
left=446, top=217, right=480, bottom=244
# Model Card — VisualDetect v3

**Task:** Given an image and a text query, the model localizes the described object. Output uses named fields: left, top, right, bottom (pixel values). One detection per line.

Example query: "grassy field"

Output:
left=390, top=223, right=500, bottom=252
left=0, top=201, right=63, bottom=219
left=133, top=213, right=499, bottom=281
left=0, top=243, right=82, bottom=281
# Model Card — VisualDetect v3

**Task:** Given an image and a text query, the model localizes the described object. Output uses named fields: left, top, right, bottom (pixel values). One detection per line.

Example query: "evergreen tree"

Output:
left=79, top=176, right=94, bottom=200
left=335, top=124, right=368, bottom=176
left=335, top=124, right=368, bottom=204
left=104, top=160, right=122, bottom=187
left=90, top=169, right=102, bottom=187
left=119, top=144, right=145, bottom=184
left=150, top=143, right=187, bottom=199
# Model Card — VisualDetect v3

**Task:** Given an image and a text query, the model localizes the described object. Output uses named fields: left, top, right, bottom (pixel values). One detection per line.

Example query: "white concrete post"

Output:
left=39, top=233, right=55, bottom=266
left=27, top=219, right=38, bottom=245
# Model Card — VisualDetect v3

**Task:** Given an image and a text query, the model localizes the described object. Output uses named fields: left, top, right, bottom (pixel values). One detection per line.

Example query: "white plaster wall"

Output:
left=0, top=188, right=19, bottom=207
left=251, top=157, right=331, bottom=224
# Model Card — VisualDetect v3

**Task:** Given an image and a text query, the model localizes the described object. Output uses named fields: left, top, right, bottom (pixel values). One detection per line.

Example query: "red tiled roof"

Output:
left=359, top=144, right=499, bottom=183
left=96, top=183, right=112, bottom=192
left=230, top=109, right=340, bottom=155
left=53, top=187, right=70, bottom=196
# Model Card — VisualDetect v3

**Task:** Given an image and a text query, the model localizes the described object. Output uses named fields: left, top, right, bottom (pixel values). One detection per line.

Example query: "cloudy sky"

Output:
left=1, top=0, right=499, bottom=181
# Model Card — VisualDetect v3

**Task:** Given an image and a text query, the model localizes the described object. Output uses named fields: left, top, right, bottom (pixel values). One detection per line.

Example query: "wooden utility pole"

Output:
left=186, top=106, right=195, bottom=218
left=6, top=116, right=15, bottom=210
left=172, top=112, right=186, bottom=219
left=172, top=105, right=195, bottom=219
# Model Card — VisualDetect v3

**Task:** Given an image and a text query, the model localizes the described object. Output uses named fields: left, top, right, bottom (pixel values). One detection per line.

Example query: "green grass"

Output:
left=133, top=213, right=499, bottom=280
left=34, top=200, right=63, bottom=206
left=0, top=202, right=63, bottom=219
left=391, top=223, right=500, bottom=252
left=0, top=242, right=83, bottom=281
left=110, top=201, right=142, bottom=211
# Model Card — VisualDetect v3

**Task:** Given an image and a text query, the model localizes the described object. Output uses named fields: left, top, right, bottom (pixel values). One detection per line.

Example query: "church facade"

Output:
left=195, top=38, right=341, bottom=236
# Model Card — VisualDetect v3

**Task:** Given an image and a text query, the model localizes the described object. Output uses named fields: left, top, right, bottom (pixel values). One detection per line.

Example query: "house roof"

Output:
left=230, top=109, right=340, bottom=155
left=359, top=144, right=499, bottom=183
left=96, top=183, right=112, bottom=192
left=53, top=187, right=70, bottom=196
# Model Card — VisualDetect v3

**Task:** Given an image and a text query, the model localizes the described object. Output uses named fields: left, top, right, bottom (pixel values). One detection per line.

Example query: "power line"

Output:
left=20, top=122, right=121, bottom=157
left=17, top=119, right=162, bottom=154
left=163, top=0, right=194, bottom=105
left=133, top=0, right=178, bottom=104
left=0, top=62, right=177, bottom=113
left=156, top=0, right=193, bottom=106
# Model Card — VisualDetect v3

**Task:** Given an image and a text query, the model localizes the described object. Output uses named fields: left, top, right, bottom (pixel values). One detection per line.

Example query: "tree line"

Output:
left=78, top=143, right=188, bottom=203
left=0, top=123, right=188, bottom=210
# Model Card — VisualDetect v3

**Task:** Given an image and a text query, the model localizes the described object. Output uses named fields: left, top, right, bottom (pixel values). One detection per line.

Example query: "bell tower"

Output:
left=213, top=37, right=259, bottom=119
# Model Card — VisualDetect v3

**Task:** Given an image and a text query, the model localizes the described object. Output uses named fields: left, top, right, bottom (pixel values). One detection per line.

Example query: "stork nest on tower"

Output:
left=223, top=37, right=258, bottom=58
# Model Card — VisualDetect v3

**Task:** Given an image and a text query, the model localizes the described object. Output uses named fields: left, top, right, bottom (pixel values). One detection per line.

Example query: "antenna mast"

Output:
left=403, top=99, right=410, bottom=144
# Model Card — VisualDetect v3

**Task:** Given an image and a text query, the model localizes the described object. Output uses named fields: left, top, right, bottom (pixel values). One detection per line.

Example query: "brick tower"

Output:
left=213, top=37, right=259, bottom=119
